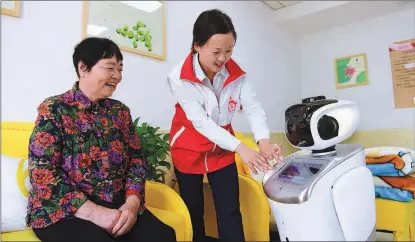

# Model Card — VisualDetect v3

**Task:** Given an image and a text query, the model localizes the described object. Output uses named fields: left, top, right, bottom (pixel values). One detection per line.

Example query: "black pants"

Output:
left=175, top=162, right=245, bottom=242
left=32, top=209, right=176, bottom=242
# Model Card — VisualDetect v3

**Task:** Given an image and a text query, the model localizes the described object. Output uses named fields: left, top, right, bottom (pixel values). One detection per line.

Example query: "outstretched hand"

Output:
left=258, top=139, right=283, bottom=164
left=235, top=143, right=273, bottom=175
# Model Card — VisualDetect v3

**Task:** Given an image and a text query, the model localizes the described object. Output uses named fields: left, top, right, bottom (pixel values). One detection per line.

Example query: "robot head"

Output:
left=285, top=96, right=360, bottom=153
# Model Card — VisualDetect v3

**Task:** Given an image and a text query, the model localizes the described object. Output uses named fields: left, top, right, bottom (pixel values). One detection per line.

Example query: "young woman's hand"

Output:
left=235, top=143, right=273, bottom=175
left=258, top=139, right=283, bottom=163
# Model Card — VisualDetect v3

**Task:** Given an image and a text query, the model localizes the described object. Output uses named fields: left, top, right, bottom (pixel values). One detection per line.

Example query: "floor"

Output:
left=206, top=231, right=394, bottom=241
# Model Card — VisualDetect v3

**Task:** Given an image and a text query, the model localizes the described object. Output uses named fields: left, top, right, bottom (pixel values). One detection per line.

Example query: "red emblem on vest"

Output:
left=228, top=96, right=237, bottom=113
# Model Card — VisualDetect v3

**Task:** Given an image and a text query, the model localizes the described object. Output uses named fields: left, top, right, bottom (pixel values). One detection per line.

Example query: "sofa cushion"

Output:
left=1, top=229, right=40, bottom=241
left=1, top=155, right=31, bottom=232
left=147, top=207, right=185, bottom=241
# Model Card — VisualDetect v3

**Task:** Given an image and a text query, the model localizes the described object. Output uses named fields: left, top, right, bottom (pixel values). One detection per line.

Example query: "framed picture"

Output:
left=334, top=53, right=369, bottom=89
left=82, top=1, right=166, bottom=61
left=1, top=0, right=20, bottom=18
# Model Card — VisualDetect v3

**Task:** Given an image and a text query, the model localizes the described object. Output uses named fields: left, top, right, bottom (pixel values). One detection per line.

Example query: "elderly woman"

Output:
left=26, top=37, right=176, bottom=242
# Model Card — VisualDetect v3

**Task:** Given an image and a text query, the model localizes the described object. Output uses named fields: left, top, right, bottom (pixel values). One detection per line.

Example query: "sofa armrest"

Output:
left=145, top=181, right=192, bottom=241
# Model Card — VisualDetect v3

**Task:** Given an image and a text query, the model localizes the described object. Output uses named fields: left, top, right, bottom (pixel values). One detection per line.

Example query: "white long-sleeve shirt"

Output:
left=167, top=53, right=270, bottom=152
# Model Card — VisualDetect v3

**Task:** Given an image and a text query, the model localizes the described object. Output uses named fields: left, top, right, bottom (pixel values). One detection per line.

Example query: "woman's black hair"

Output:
left=72, top=37, right=123, bottom=78
left=191, top=9, right=237, bottom=53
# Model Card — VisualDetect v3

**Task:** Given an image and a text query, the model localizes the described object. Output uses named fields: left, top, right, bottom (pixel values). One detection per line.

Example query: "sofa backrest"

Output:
left=1, top=122, right=35, bottom=159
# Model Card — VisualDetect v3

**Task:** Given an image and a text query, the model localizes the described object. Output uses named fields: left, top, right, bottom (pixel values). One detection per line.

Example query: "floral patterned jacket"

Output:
left=26, top=82, right=146, bottom=228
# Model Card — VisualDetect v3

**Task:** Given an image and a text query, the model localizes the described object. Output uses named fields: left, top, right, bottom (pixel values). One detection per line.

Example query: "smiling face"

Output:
left=194, top=32, right=234, bottom=78
left=78, top=56, right=123, bottom=101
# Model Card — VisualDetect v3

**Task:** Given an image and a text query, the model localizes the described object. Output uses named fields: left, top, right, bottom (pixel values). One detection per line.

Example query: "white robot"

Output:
left=263, top=96, right=377, bottom=241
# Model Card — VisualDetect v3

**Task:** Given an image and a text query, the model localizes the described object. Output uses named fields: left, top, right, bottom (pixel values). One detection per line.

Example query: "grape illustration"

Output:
left=116, top=20, right=153, bottom=52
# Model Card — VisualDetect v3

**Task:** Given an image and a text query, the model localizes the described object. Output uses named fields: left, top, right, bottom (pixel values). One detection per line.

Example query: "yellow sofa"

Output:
left=0, top=122, right=192, bottom=242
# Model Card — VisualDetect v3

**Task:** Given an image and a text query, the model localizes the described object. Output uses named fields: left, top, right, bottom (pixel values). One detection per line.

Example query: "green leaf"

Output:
left=158, top=160, right=171, bottom=170
left=133, top=117, right=140, bottom=127
left=160, top=153, right=167, bottom=161
left=163, top=133, right=170, bottom=141
left=147, top=138, right=156, bottom=145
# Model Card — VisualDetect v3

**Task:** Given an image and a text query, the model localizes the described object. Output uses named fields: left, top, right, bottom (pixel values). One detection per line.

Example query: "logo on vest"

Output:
left=228, top=96, right=237, bottom=113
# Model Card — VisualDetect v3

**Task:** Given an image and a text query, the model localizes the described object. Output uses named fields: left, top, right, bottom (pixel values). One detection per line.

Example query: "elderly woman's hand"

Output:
left=112, top=195, right=141, bottom=237
left=94, top=206, right=122, bottom=234
left=75, top=201, right=121, bottom=233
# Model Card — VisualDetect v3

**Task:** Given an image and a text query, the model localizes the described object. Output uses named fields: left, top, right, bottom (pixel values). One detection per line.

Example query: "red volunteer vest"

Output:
left=169, top=52, right=245, bottom=174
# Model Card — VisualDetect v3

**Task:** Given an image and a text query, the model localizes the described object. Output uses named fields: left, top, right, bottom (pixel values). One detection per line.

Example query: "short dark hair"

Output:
left=191, top=9, right=237, bottom=53
left=72, top=37, right=123, bottom=78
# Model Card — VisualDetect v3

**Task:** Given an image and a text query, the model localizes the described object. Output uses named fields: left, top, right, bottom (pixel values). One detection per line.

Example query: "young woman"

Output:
left=167, top=9, right=282, bottom=242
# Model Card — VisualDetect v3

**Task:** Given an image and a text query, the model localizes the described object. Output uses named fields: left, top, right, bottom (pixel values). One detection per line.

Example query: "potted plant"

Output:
left=133, top=117, right=171, bottom=184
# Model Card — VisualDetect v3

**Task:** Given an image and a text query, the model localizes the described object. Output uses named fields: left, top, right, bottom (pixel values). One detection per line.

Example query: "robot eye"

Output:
left=317, top=115, right=339, bottom=140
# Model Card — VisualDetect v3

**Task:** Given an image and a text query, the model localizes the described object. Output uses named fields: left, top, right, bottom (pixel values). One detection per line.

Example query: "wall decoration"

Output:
left=334, top=53, right=369, bottom=89
left=1, top=0, right=20, bottom=18
left=389, top=38, right=415, bottom=109
left=82, top=1, right=166, bottom=61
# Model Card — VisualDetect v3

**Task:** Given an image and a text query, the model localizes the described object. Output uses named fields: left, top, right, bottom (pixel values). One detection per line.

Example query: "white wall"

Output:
left=1, top=1, right=299, bottom=132
left=299, top=8, right=415, bottom=130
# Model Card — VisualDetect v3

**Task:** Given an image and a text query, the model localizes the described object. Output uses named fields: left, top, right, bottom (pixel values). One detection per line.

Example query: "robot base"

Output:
left=263, top=144, right=377, bottom=241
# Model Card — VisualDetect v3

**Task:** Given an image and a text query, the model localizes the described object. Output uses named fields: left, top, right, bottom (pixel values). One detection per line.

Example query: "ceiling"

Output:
left=263, top=1, right=414, bottom=37
left=262, top=1, right=301, bottom=10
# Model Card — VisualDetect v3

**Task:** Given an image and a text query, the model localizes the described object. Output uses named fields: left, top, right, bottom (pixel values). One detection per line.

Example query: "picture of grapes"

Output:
left=116, top=21, right=153, bottom=52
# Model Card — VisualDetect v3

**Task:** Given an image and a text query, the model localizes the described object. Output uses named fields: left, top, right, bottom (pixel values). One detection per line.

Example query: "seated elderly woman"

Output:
left=26, top=37, right=176, bottom=242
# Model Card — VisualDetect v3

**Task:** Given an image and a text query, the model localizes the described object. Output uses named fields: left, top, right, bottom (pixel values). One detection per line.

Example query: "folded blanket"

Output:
left=365, top=147, right=415, bottom=202
left=372, top=174, right=415, bottom=202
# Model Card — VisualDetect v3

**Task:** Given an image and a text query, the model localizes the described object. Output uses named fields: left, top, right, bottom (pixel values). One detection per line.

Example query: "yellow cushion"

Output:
left=1, top=229, right=40, bottom=241
left=1, top=122, right=34, bottom=158
left=148, top=207, right=186, bottom=240
left=376, top=198, right=415, bottom=232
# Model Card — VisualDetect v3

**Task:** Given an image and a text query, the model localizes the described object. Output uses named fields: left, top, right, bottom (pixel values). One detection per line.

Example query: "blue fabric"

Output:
left=375, top=186, right=414, bottom=202
left=367, top=163, right=406, bottom=177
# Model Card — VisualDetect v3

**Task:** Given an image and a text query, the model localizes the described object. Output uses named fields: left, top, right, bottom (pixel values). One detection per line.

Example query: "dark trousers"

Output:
left=175, top=162, right=245, bottom=242
left=32, top=209, right=176, bottom=242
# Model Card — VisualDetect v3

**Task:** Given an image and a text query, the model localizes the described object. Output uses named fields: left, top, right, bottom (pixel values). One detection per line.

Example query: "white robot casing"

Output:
left=262, top=96, right=377, bottom=241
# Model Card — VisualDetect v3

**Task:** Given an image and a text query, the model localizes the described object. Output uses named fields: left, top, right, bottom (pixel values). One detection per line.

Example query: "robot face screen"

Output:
left=286, top=114, right=314, bottom=147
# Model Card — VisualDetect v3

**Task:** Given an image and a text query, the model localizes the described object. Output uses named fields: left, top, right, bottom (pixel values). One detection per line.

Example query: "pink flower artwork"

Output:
left=345, top=67, right=356, bottom=77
